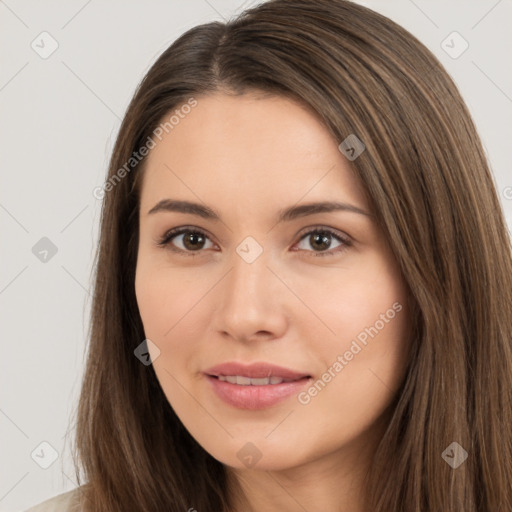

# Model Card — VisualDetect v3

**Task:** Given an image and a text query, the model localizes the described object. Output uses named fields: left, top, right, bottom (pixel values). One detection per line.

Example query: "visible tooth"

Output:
left=251, top=377, right=270, bottom=385
left=218, top=375, right=292, bottom=385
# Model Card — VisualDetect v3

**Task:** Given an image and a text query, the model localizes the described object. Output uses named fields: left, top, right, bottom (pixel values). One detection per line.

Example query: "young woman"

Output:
left=26, top=0, right=512, bottom=510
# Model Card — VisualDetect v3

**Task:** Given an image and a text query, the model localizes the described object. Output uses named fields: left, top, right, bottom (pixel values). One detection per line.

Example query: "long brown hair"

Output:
left=70, top=0, right=512, bottom=510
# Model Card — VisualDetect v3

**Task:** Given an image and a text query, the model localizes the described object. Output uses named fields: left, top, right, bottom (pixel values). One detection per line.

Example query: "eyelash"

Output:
left=156, top=225, right=352, bottom=258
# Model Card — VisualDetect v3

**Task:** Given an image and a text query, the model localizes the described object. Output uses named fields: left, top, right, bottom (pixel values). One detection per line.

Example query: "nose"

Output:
left=212, top=245, right=289, bottom=343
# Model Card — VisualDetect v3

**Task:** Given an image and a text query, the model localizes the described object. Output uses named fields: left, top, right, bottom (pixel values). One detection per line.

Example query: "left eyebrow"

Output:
left=277, top=200, right=371, bottom=221
left=146, top=199, right=371, bottom=221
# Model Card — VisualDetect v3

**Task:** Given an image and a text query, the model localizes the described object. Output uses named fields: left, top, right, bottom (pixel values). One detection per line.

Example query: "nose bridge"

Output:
left=214, top=240, right=287, bottom=339
left=226, top=242, right=271, bottom=309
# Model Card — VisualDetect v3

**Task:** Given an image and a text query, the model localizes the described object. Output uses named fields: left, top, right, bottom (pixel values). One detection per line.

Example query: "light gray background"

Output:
left=1, top=1, right=511, bottom=511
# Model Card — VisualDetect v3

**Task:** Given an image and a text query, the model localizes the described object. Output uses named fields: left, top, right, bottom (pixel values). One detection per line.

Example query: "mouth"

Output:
left=204, top=361, right=311, bottom=381
left=203, top=362, right=312, bottom=409
left=214, top=375, right=301, bottom=385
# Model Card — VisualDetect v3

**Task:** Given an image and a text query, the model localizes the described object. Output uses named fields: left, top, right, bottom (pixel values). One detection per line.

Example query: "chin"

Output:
left=198, top=436, right=310, bottom=472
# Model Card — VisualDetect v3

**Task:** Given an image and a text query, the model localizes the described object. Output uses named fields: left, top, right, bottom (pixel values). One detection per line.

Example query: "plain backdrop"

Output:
left=1, top=1, right=511, bottom=510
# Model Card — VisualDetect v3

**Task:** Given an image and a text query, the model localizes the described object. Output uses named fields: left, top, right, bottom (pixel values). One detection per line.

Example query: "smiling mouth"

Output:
left=203, top=361, right=312, bottom=409
left=205, top=373, right=312, bottom=410
left=211, top=374, right=309, bottom=385
left=204, top=361, right=311, bottom=381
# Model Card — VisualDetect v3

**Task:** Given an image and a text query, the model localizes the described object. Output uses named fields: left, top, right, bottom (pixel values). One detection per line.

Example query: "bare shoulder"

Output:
left=23, top=487, right=83, bottom=512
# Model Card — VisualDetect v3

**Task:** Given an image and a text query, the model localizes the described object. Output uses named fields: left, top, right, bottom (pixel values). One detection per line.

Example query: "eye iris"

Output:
left=310, top=232, right=331, bottom=251
left=183, top=232, right=205, bottom=251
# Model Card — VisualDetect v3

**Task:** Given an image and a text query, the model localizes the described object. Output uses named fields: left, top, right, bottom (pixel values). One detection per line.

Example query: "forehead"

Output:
left=139, top=92, right=368, bottom=217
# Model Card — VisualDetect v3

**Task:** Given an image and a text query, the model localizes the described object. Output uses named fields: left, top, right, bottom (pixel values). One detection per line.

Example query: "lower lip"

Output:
left=205, top=375, right=311, bottom=410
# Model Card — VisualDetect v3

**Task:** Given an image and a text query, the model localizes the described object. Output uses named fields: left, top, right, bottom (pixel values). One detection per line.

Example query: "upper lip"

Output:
left=204, top=362, right=311, bottom=380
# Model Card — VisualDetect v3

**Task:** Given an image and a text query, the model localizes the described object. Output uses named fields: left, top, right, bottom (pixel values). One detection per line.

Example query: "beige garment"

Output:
left=23, top=488, right=82, bottom=512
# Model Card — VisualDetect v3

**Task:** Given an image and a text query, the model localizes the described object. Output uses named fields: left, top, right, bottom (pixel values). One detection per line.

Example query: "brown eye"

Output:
left=157, top=225, right=351, bottom=258
left=157, top=228, right=214, bottom=255
left=181, top=231, right=207, bottom=251
left=295, top=227, right=351, bottom=257
left=307, top=232, right=333, bottom=251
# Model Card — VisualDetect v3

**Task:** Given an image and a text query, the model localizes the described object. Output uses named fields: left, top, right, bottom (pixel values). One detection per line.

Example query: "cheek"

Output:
left=135, top=263, right=214, bottom=380
left=303, top=253, right=410, bottom=408
left=135, top=265, right=202, bottom=402
left=135, top=262, right=200, bottom=337
left=294, top=296, right=409, bottom=452
left=135, top=268, right=169, bottom=335
left=301, top=250, right=407, bottom=343
left=323, top=300, right=409, bottom=421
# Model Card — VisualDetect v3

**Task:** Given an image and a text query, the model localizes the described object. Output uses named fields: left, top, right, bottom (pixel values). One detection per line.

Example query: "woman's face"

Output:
left=135, top=92, right=411, bottom=473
